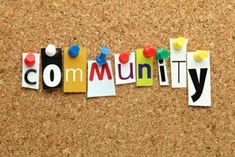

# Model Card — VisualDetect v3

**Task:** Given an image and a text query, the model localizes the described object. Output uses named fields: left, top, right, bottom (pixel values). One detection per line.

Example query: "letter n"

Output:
left=138, top=64, right=151, bottom=78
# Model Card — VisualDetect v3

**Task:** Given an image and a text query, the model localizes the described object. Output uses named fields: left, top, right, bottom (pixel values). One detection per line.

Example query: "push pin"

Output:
left=24, top=53, right=35, bottom=67
left=96, top=47, right=109, bottom=65
left=45, top=44, right=57, bottom=57
left=68, top=44, right=80, bottom=58
left=143, top=47, right=156, bottom=58
left=156, top=48, right=169, bottom=60
left=119, top=52, right=129, bottom=64
left=193, top=50, right=209, bottom=62
left=173, top=37, right=186, bottom=50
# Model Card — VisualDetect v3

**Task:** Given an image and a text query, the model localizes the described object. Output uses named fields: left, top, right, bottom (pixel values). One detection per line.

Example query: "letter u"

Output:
left=118, top=63, right=134, bottom=80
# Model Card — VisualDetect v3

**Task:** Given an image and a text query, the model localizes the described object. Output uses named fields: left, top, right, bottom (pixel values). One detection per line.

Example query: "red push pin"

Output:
left=119, top=52, right=129, bottom=64
left=143, top=47, right=156, bottom=58
left=24, top=53, right=35, bottom=67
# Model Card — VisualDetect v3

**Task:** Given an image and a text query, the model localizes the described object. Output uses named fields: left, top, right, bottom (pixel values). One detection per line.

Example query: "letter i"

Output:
left=156, top=48, right=169, bottom=86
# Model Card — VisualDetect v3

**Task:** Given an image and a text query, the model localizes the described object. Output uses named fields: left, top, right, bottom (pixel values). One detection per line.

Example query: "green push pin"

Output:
left=156, top=48, right=169, bottom=60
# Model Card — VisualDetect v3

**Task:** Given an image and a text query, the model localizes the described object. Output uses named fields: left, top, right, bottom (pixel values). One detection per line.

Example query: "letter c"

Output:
left=24, top=69, right=37, bottom=85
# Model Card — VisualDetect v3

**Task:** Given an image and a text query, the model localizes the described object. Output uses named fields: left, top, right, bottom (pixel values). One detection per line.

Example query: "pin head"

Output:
left=45, top=44, right=56, bottom=57
left=68, top=45, right=80, bottom=58
left=96, top=47, right=109, bottom=65
left=156, top=48, right=169, bottom=60
left=193, top=50, right=209, bottom=62
left=24, top=53, right=35, bottom=67
left=143, top=47, right=156, bottom=58
left=100, top=47, right=109, bottom=55
left=173, top=37, right=186, bottom=50
left=119, top=52, right=129, bottom=64
left=96, top=57, right=107, bottom=65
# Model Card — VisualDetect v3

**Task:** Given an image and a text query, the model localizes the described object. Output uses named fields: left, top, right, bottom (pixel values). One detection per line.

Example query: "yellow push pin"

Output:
left=173, top=37, right=186, bottom=50
left=193, top=50, right=209, bottom=62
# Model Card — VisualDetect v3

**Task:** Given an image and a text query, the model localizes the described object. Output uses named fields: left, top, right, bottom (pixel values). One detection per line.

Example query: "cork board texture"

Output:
left=0, top=0, right=234, bottom=156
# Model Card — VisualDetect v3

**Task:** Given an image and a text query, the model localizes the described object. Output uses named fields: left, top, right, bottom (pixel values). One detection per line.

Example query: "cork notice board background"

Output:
left=0, top=0, right=234, bottom=156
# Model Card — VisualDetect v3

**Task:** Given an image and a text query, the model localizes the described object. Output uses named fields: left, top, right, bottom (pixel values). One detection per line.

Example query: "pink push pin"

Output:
left=24, top=53, right=35, bottom=67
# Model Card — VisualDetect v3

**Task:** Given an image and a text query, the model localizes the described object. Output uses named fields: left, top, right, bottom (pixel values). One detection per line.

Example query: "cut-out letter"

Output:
left=170, top=38, right=188, bottom=88
left=158, top=59, right=169, bottom=86
left=187, top=52, right=211, bottom=106
left=87, top=60, right=116, bottom=98
left=136, top=48, right=153, bottom=86
left=22, top=53, right=40, bottom=89
left=63, top=47, right=87, bottom=93
left=114, top=52, right=136, bottom=85
left=41, top=48, right=62, bottom=90
left=89, top=63, right=112, bottom=81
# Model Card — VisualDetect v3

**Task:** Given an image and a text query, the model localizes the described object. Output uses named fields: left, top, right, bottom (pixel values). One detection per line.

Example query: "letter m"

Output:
left=66, top=68, right=83, bottom=82
left=89, top=63, right=112, bottom=81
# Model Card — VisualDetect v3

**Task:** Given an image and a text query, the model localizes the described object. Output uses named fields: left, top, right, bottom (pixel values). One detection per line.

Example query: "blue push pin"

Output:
left=96, top=47, right=109, bottom=65
left=68, top=44, right=80, bottom=58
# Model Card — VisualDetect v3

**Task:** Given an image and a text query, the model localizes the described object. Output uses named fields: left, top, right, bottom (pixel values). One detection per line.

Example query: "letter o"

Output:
left=43, top=64, right=61, bottom=87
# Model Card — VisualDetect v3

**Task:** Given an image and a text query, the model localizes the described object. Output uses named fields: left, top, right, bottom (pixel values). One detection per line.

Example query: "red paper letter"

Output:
left=89, top=63, right=112, bottom=81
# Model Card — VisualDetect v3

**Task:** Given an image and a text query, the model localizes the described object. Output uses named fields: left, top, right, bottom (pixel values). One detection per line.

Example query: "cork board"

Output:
left=0, top=0, right=234, bottom=156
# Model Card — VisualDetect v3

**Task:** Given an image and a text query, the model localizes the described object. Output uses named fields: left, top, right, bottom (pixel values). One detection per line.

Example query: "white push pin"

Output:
left=45, top=44, right=57, bottom=57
